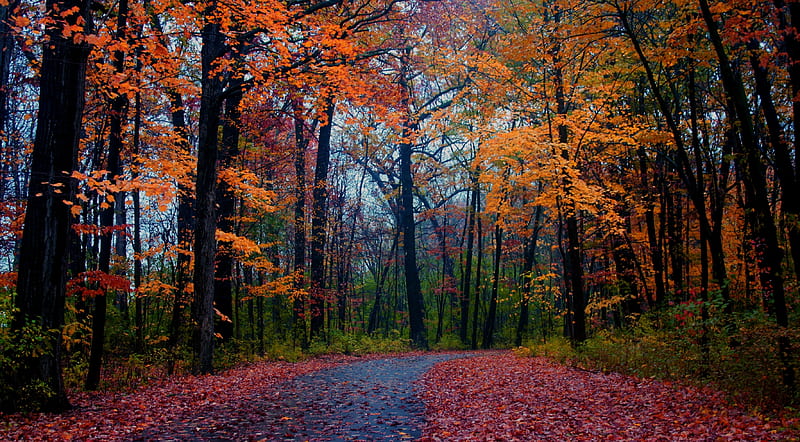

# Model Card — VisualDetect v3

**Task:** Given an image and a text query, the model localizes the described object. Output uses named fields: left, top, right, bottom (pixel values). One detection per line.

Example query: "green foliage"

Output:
left=521, top=307, right=800, bottom=410
left=516, top=336, right=575, bottom=365
left=432, top=333, right=468, bottom=351
left=260, top=341, right=306, bottom=362
left=308, top=329, right=412, bottom=356
left=0, top=313, right=58, bottom=412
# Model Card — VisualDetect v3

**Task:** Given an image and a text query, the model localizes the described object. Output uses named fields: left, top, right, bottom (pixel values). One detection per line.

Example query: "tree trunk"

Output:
left=636, top=146, right=665, bottom=307
left=367, top=231, right=398, bottom=334
left=471, top=198, right=483, bottom=349
left=748, top=36, right=800, bottom=285
left=147, top=1, right=194, bottom=360
left=214, top=85, right=242, bottom=343
left=699, top=0, right=794, bottom=392
left=192, top=14, right=226, bottom=374
left=460, top=177, right=478, bottom=345
left=399, top=130, right=427, bottom=349
left=292, top=96, right=309, bottom=348
left=772, top=0, right=800, bottom=283
left=10, top=0, right=92, bottom=413
left=482, top=223, right=502, bottom=349
left=397, top=49, right=427, bottom=349
left=86, top=0, right=129, bottom=390
left=553, top=31, right=586, bottom=343
left=131, top=73, right=145, bottom=353
left=516, top=203, right=542, bottom=347
left=309, top=99, right=335, bottom=338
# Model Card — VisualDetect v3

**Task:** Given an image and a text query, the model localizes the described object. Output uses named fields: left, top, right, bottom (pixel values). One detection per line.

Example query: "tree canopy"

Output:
left=1, top=0, right=799, bottom=413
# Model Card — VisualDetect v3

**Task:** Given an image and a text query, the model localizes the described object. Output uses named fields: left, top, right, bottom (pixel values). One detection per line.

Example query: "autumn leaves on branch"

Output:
left=2, top=0, right=799, bottom=413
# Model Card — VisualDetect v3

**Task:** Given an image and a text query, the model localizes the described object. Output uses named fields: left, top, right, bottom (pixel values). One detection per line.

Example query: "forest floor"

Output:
left=0, top=350, right=798, bottom=441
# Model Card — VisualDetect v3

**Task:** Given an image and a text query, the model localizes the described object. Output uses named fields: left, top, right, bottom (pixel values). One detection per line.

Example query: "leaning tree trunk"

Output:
left=10, top=0, right=92, bottom=413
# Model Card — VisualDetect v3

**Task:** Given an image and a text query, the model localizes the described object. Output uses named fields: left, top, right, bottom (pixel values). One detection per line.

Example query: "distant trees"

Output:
left=2, top=0, right=800, bottom=412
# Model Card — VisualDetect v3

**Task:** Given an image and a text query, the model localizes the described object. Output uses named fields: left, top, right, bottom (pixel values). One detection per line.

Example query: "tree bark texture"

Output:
left=10, top=0, right=92, bottom=412
left=192, top=15, right=225, bottom=374
left=309, top=100, right=335, bottom=337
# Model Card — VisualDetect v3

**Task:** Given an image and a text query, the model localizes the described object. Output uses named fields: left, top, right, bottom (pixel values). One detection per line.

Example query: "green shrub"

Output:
left=0, top=317, right=59, bottom=412
left=308, top=330, right=412, bottom=356
left=522, top=308, right=799, bottom=410
left=432, top=333, right=467, bottom=351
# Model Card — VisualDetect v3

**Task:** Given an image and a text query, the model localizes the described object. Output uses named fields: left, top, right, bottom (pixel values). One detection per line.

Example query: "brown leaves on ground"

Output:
left=418, top=351, right=800, bottom=441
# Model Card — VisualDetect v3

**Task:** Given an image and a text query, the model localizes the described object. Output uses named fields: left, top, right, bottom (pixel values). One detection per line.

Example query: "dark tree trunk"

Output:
left=131, top=72, right=145, bottom=353
left=471, top=200, right=483, bottom=349
left=309, top=99, right=335, bottom=338
left=397, top=50, right=427, bottom=349
left=147, top=1, right=194, bottom=360
left=192, top=14, right=226, bottom=374
left=665, top=181, right=684, bottom=296
left=553, top=34, right=586, bottom=343
left=772, top=0, right=800, bottom=283
left=10, top=0, right=92, bottom=413
left=611, top=232, right=643, bottom=320
left=86, top=0, right=129, bottom=391
left=460, top=178, right=478, bottom=345
left=636, top=146, right=665, bottom=307
left=214, top=85, right=242, bottom=343
left=0, top=0, right=17, bottom=136
left=482, top=223, right=502, bottom=349
left=563, top=210, right=586, bottom=343
left=516, top=203, right=542, bottom=347
left=399, top=132, right=427, bottom=349
left=699, top=0, right=794, bottom=392
left=168, top=90, right=194, bottom=360
left=748, top=36, right=800, bottom=285
left=367, top=232, right=398, bottom=334
left=113, top=194, right=128, bottom=316
left=618, top=6, right=730, bottom=310
left=292, top=97, right=309, bottom=348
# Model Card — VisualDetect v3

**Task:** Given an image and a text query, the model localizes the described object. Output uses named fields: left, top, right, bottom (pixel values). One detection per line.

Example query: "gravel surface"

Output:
left=246, top=352, right=475, bottom=441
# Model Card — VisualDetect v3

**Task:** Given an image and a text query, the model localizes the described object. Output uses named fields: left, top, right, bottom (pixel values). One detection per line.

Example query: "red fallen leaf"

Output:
left=0, top=353, right=380, bottom=441
left=418, top=351, right=799, bottom=441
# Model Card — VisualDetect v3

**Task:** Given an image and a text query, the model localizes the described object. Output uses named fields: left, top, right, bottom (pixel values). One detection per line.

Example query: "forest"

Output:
left=0, top=0, right=799, bottom=417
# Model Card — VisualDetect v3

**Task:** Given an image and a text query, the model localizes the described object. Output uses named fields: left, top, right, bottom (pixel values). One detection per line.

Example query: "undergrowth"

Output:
left=517, top=309, right=800, bottom=414
left=60, top=331, right=416, bottom=394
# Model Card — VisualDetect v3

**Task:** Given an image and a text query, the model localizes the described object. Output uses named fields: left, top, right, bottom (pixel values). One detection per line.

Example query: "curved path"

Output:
left=245, top=352, right=474, bottom=441
left=133, top=352, right=475, bottom=441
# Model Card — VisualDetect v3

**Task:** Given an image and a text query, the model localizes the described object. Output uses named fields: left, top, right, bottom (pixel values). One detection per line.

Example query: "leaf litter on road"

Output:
left=417, top=351, right=800, bottom=441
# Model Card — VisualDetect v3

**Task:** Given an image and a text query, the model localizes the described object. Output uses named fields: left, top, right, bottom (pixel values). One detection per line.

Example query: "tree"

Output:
left=192, top=1, right=226, bottom=374
left=398, top=50, right=428, bottom=348
left=86, top=0, right=131, bottom=391
left=697, top=0, right=794, bottom=392
left=309, top=98, right=335, bottom=337
left=9, top=0, right=93, bottom=412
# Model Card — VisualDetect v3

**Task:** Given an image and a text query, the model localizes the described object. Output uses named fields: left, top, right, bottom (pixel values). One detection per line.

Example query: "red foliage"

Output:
left=0, top=355, right=361, bottom=440
left=418, top=352, right=800, bottom=441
